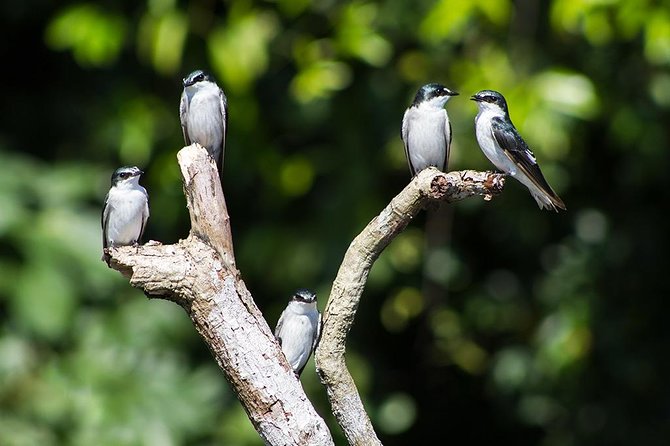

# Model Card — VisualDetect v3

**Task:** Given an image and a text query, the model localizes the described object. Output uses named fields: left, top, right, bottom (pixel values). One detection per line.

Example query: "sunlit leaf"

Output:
left=336, top=2, right=392, bottom=66
left=279, top=155, right=315, bottom=196
left=531, top=71, right=599, bottom=120
left=290, top=60, right=352, bottom=102
left=420, top=0, right=476, bottom=43
left=208, top=11, right=279, bottom=92
left=645, top=10, right=670, bottom=64
left=138, top=10, right=188, bottom=75
left=45, top=4, right=126, bottom=67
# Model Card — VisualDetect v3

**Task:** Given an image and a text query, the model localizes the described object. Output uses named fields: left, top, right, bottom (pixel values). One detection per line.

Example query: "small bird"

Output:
left=274, top=289, right=321, bottom=377
left=401, top=83, right=459, bottom=176
left=471, top=90, right=566, bottom=211
left=101, top=166, right=149, bottom=265
left=179, top=69, right=228, bottom=178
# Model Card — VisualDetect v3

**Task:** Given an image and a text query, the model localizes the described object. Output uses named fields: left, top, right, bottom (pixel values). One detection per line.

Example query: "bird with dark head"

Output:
left=471, top=89, right=566, bottom=211
left=401, top=83, right=459, bottom=176
left=274, top=289, right=321, bottom=377
left=101, top=166, right=149, bottom=265
left=179, top=69, right=228, bottom=181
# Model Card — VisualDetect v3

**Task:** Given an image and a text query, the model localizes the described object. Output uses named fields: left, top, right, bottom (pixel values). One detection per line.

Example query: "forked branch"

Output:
left=107, top=144, right=334, bottom=446
left=107, top=147, right=504, bottom=446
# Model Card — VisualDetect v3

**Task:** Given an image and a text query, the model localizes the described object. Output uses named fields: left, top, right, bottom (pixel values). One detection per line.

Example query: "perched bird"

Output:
left=179, top=69, right=228, bottom=178
left=471, top=90, right=566, bottom=211
left=401, top=83, right=459, bottom=176
left=274, top=289, right=321, bottom=377
left=101, top=166, right=149, bottom=265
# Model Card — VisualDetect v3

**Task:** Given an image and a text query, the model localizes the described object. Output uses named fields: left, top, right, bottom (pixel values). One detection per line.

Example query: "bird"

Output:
left=471, top=89, right=566, bottom=211
left=274, top=289, right=321, bottom=377
left=401, top=83, right=459, bottom=176
left=101, top=166, right=149, bottom=265
left=179, top=69, right=228, bottom=179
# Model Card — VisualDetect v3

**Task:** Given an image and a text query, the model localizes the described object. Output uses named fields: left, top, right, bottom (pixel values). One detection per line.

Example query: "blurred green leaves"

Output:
left=138, top=8, right=188, bottom=75
left=335, top=2, right=391, bottom=66
left=5, top=0, right=670, bottom=444
left=279, top=155, right=315, bottom=196
left=209, top=9, right=279, bottom=93
left=551, top=0, right=670, bottom=66
left=291, top=59, right=352, bottom=103
left=0, top=151, right=229, bottom=444
left=420, top=0, right=511, bottom=43
left=376, top=392, right=417, bottom=435
left=645, top=11, right=670, bottom=65
left=45, top=4, right=126, bottom=67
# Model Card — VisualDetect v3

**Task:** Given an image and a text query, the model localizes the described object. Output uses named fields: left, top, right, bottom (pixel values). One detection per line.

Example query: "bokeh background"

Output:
left=1, top=0, right=669, bottom=444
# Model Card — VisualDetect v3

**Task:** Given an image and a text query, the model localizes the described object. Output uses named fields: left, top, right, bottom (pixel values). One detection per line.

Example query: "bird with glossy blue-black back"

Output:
left=471, top=89, right=566, bottom=211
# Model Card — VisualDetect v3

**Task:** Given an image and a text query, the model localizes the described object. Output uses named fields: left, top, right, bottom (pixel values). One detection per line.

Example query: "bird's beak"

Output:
left=470, top=95, right=479, bottom=101
left=449, top=90, right=460, bottom=96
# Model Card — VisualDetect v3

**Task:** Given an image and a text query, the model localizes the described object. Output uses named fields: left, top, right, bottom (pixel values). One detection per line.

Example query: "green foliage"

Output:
left=45, top=4, right=127, bottom=67
left=1, top=0, right=669, bottom=444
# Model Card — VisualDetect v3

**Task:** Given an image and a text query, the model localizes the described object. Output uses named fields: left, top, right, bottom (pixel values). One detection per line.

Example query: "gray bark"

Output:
left=107, top=144, right=334, bottom=446
left=315, top=167, right=505, bottom=445
left=107, top=145, right=505, bottom=445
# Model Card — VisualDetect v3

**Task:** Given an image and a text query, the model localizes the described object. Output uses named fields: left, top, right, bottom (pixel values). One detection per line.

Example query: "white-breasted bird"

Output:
left=179, top=69, right=228, bottom=179
left=101, top=166, right=149, bottom=265
left=471, top=89, right=566, bottom=211
left=401, top=83, right=459, bottom=176
left=274, top=289, right=321, bottom=377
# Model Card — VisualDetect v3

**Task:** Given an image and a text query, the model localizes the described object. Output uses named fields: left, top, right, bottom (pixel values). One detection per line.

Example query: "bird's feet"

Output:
left=101, top=248, right=112, bottom=267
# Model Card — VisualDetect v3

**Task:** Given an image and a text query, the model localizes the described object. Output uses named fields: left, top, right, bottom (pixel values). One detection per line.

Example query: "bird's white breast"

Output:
left=404, top=104, right=449, bottom=172
left=474, top=109, right=517, bottom=175
left=106, top=187, right=147, bottom=245
left=278, top=302, right=319, bottom=370
left=185, top=83, right=224, bottom=155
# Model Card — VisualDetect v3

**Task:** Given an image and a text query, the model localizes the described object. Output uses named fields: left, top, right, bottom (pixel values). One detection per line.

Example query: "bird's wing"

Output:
left=444, top=113, right=452, bottom=172
left=296, top=312, right=322, bottom=377
left=179, top=91, right=191, bottom=145
left=101, top=193, right=111, bottom=250
left=218, top=87, right=228, bottom=171
left=490, top=116, right=560, bottom=201
left=401, top=109, right=417, bottom=176
left=274, top=310, right=285, bottom=346
left=312, top=311, right=322, bottom=352
left=139, top=189, right=149, bottom=243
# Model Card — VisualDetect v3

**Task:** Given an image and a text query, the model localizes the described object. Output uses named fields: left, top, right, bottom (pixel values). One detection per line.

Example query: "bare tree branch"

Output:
left=107, top=147, right=504, bottom=446
left=178, top=148, right=236, bottom=271
left=315, top=167, right=506, bottom=445
left=107, top=144, right=334, bottom=446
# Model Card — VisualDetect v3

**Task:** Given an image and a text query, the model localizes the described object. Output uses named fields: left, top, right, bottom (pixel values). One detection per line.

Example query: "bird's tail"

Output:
left=532, top=190, right=566, bottom=212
